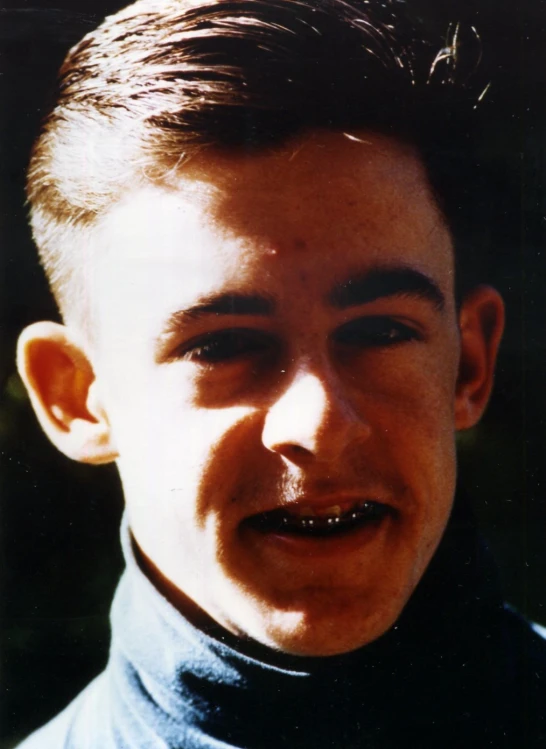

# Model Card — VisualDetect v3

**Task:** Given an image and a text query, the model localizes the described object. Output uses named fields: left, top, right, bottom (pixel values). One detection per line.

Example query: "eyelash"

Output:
left=177, top=317, right=421, bottom=365
left=334, top=317, right=422, bottom=348
left=179, top=329, right=275, bottom=364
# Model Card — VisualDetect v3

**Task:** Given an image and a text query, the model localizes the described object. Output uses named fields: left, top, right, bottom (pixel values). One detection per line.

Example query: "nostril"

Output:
left=288, top=444, right=311, bottom=456
left=281, top=443, right=314, bottom=461
left=266, top=439, right=314, bottom=462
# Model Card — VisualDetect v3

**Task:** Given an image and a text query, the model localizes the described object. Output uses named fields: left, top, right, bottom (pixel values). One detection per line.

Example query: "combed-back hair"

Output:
left=27, top=0, right=488, bottom=321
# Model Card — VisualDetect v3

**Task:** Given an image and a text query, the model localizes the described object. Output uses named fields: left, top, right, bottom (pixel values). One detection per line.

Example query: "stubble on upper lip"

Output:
left=240, top=471, right=404, bottom=522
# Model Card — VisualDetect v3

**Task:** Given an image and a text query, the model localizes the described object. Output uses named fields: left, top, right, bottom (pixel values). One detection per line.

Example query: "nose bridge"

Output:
left=277, top=371, right=329, bottom=433
left=262, top=365, right=365, bottom=460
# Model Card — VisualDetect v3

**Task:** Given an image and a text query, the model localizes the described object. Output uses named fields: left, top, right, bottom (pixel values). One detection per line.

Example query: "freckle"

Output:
left=294, top=237, right=307, bottom=250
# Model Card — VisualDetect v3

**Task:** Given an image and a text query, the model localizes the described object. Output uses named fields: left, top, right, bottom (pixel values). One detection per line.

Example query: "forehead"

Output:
left=176, top=130, right=447, bottom=248
left=89, top=130, right=454, bottom=340
left=96, top=129, right=451, bottom=256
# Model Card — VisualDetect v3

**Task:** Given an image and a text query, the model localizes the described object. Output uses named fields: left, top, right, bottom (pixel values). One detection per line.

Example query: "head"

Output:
left=18, top=0, right=504, bottom=656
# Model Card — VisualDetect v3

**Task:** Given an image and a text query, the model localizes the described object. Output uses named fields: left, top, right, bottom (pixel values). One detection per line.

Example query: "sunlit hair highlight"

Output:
left=27, top=0, right=486, bottom=323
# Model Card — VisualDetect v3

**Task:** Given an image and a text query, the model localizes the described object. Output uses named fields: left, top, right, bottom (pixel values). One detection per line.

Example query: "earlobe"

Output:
left=455, top=285, right=505, bottom=431
left=16, top=321, right=118, bottom=464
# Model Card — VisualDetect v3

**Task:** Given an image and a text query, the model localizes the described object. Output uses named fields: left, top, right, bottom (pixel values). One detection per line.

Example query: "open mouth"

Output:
left=245, top=500, right=393, bottom=538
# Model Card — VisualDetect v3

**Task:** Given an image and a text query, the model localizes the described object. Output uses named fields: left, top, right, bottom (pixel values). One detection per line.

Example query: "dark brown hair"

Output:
left=27, top=0, right=486, bottom=320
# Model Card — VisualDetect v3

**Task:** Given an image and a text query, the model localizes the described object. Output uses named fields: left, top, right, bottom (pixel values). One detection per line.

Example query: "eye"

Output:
left=178, top=328, right=276, bottom=364
left=334, top=316, right=422, bottom=348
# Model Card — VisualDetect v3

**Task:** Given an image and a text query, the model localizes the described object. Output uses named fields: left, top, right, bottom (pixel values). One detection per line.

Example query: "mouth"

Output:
left=244, top=499, right=394, bottom=538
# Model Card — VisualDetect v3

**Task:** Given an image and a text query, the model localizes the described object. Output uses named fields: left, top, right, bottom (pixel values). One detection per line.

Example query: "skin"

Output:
left=18, top=130, right=504, bottom=656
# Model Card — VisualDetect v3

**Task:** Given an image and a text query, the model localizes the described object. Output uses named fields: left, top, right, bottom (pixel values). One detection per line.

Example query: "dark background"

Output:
left=1, top=1, right=545, bottom=747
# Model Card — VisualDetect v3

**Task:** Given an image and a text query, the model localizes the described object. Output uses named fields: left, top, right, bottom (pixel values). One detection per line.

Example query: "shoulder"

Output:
left=15, top=674, right=106, bottom=749
left=497, top=606, right=546, bottom=744
left=530, top=620, right=546, bottom=642
left=502, top=605, right=546, bottom=669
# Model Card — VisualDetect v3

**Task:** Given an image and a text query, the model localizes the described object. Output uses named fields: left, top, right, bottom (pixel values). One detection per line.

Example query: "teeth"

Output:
left=280, top=500, right=383, bottom=529
left=286, top=501, right=376, bottom=521
left=293, top=503, right=351, bottom=519
left=250, top=499, right=388, bottom=536
left=292, top=505, right=316, bottom=518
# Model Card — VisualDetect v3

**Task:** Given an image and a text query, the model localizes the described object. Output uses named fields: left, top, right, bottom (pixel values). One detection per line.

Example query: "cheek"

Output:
left=360, top=351, right=458, bottom=500
left=107, top=365, right=262, bottom=513
left=361, top=351, right=457, bottom=428
left=368, top=372, right=457, bottom=574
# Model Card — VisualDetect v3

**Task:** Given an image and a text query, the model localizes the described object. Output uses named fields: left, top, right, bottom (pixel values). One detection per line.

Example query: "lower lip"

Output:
left=243, top=514, right=393, bottom=559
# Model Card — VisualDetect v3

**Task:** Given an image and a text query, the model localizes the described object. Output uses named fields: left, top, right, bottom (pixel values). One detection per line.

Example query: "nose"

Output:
left=261, top=370, right=370, bottom=465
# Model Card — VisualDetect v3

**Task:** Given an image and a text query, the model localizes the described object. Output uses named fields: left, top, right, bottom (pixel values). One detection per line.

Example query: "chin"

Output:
left=264, top=624, right=389, bottom=658
left=251, top=599, right=402, bottom=657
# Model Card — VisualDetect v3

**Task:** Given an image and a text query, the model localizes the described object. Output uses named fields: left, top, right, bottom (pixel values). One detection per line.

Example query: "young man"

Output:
left=15, top=0, right=546, bottom=746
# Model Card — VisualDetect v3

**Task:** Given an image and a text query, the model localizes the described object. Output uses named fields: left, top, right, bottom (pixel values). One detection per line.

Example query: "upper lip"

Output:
left=254, top=490, right=396, bottom=517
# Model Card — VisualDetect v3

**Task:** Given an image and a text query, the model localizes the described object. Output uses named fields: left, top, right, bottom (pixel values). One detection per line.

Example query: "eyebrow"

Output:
left=329, top=267, right=445, bottom=311
left=161, top=292, right=276, bottom=333
left=157, top=266, right=444, bottom=351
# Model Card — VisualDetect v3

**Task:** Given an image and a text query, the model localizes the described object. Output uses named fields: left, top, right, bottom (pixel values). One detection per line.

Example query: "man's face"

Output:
left=90, top=131, right=461, bottom=656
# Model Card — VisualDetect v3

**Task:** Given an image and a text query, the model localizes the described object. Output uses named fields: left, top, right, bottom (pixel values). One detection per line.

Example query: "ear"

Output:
left=16, top=321, right=118, bottom=464
left=455, top=285, right=505, bottom=431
